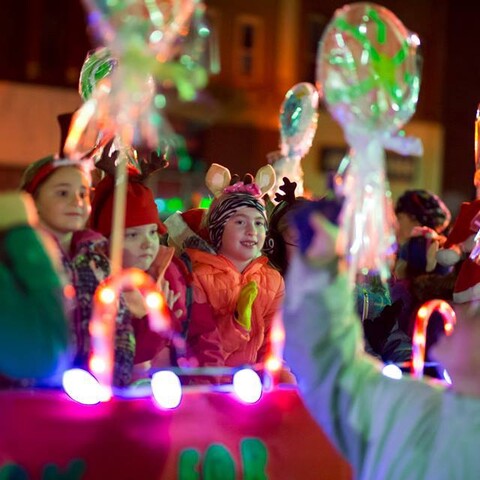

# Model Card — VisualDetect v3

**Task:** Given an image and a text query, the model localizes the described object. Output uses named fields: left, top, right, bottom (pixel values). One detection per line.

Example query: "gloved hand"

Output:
left=235, top=281, right=258, bottom=331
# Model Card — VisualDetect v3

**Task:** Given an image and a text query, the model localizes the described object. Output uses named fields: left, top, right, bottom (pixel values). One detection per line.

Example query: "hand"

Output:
left=158, top=278, right=183, bottom=319
left=235, top=281, right=258, bottom=331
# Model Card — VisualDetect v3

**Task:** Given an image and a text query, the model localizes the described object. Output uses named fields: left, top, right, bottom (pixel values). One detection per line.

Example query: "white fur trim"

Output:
left=436, top=248, right=461, bottom=267
left=164, top=212, right=198, bottom=252
left=453, top=282, right=480, bottom=303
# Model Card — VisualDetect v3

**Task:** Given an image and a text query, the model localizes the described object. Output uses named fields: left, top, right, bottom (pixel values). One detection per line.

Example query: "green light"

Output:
left=199, top=197, right=213, bottom=209
left=178, top=155, right=193, bottom=172
left=199, top=26, right=210, bottom=37
left=154, top=94, right=166, bottom=109
left=166, top=198, right=184, bottom=212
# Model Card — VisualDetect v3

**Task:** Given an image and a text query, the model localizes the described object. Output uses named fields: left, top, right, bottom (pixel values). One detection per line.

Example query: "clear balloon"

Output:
left=317, top=2, right=421, bottom=134
left=280, top=82, right=319, bottom=158
left=316, top=3, right=423, bottom=283
left=66, top=1, right=212, bottom=157
left=272, top=82, right=319, bottom=198
left=79, top=47, right=117, bottom=101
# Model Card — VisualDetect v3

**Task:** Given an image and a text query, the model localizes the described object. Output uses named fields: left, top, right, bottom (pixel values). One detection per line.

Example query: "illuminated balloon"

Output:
left=280, top=82, right=319, bottom=158
left=317, top=2, right=421, bottom=134
left=66, top=1, right=212, bottom=157
left=270, top=82, right=319, bottom=199
left=79, top=47, right=117, bottom=101
left=316, top=2, right=423, bottom=282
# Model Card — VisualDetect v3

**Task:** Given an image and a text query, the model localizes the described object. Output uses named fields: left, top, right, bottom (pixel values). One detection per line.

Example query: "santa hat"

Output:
left=436, top=198, right=480, bottom=267
left=443, top=199, right=480, bottom=248
left=449, top=202, right=480, bottom=303
left=20, top=113, right=84, bottom=195
left=89, top=167, right=167, bottom=237
left=163, top=208, right=209, bottom=252
left=452, top=258, right=480, bottom=303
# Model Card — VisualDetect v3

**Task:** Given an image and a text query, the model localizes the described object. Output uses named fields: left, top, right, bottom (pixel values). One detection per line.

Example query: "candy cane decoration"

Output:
left=89, top=268, right=170, bottom=401
left=412, top=299, right=456, bottom=379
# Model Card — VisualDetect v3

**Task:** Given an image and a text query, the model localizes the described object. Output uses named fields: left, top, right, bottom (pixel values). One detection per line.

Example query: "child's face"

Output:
left=35, top=166, right=91, bottom=237
left=429, top=302, right=480, bottom=392
left=122, top=223, right=160, bottom=270
left=218, top=207, right=266, bottom=271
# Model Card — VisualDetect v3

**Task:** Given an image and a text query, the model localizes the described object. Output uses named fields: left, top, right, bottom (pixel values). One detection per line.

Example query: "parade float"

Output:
left=0, top=2, right=458, bottom=479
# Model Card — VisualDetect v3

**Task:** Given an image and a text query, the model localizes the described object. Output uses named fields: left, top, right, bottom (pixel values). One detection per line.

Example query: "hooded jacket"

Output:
left=185, top=248, right=284, bottom=367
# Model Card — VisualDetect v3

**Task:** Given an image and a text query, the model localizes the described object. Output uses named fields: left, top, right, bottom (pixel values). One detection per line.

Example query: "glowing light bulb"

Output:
left=146, top=291, right=164, bottom=310
left=382, top=364, right=403, bottom=380
left=89, top=355, right=108, bottom=374
left=264, top=356, right=282, bottom=372
left=443, top=369, right=452, bottom=385
left=233, top=368, right=262, bottom=404
left=99, top=286, right=116, bottom=304
left=151, top=371, right=182, bottom=409
left=62, top=368, right=102, bottom=405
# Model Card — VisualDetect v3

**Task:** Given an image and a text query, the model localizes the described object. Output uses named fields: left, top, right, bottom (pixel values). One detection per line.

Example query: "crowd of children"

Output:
left=0, top=125, right=474, bottom=387
left=3, top=107, right=480, bottom=477
left=1, top=120, right=296, bottom=387
left=3, top=110, right=480, bottom=457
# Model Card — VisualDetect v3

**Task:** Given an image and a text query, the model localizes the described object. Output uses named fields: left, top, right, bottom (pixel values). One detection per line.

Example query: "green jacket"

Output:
left=0, top=226, right=69, bottom=380
left=284, top=254, right=480, bottom=480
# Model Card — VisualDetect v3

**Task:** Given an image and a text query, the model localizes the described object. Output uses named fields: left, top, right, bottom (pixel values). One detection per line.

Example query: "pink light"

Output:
left=265, top=312, right=285, bottom=377
left=412, top=299, right=456, bottom=379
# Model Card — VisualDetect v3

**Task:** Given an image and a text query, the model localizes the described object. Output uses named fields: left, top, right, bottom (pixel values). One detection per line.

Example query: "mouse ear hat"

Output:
left=204, top=163, right=276, bottom=250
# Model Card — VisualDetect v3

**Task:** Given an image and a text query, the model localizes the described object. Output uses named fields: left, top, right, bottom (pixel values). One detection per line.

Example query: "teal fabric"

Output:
left=0, top=226, right=70, bottom=380
left=355, top=277, right=391, bottom=320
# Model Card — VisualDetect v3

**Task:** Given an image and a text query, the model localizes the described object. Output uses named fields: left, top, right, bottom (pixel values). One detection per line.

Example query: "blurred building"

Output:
left=0, top=1, right=478, bottom=212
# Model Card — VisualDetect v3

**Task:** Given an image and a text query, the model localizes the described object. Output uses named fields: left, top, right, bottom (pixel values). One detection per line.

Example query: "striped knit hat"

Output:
left=207, top=192, right=267, bottom=250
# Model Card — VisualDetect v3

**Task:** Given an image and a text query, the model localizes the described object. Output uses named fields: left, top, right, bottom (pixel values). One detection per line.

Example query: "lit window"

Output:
left=234, top=15, right=264, bottom=84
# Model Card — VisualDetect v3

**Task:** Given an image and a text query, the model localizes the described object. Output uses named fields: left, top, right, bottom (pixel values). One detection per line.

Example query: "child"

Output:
left=283, top=201, right=480, bottom=479
left=0, top=191, right=70, bottom=384
left=19, top=115, right=134, bottom=386
left=394, top=188, right=451, bottom=247
left=89, top=156, right=188, bottom=372
left=183, top=163, right=285, bottom=368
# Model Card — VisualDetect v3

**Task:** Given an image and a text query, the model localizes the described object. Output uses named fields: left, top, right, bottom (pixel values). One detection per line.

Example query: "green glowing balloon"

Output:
left=317, top=2, right=422, bottom=134
left=79, top=47, right=118, bottom=101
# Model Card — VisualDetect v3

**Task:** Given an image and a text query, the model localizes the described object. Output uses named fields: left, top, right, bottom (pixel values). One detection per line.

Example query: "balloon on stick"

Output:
left=270, top=82, right=319, bottom=198
left=65, top=0, right=213, bottom=158
left=317, top=2, right=423, bottom=282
